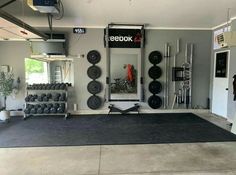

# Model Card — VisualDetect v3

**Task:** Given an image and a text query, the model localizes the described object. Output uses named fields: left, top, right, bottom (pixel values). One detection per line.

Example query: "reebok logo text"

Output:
left=109, top=36, right=133, bottom=42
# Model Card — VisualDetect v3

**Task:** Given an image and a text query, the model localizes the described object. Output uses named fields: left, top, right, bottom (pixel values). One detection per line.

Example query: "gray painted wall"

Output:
left=145, top=30, right=212, bottom=109
left=0, top=28, right=212, bottom=112
left=0, top=42, right=30, bottom=110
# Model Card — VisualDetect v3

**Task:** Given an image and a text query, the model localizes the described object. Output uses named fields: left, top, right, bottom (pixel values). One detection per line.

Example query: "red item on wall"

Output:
left=127, top=64, right=133, bottom=82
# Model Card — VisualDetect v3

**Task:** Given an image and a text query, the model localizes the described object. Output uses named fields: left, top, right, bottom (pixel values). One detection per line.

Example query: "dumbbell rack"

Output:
left=23, top=89, right=69, bottom=120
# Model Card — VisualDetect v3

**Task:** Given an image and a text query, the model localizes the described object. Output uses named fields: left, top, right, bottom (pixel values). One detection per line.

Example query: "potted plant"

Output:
left=0, top=71, right=14, bottom=121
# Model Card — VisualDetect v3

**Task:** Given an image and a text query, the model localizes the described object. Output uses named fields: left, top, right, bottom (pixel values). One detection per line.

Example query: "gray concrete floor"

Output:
left=0, top=112, right=236, bottom=175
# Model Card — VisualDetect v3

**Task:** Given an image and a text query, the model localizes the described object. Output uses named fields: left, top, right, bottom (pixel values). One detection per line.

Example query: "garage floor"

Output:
left=0, top=112, right=236, bottom=175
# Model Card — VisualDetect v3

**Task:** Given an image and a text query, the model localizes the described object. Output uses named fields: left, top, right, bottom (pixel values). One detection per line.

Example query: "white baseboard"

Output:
left=10, top=111, right=24, bottom=116
left=69, top=109, right=210, bottom=115
left=10, top=109, right=210, bottom=116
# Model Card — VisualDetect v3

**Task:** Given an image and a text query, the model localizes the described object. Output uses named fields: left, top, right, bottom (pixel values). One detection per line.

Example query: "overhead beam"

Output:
left=0, top=9, right=49, bottom=40
left=0, top=0, right=17, bottom=9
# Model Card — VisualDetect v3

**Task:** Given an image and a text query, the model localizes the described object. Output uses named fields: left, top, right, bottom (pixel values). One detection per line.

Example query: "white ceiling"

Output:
left=2, top=0, right=236, bottom=29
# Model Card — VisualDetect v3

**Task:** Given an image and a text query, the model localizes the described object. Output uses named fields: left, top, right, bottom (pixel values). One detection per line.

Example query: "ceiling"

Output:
left=2, top=0, right=236, bottom=29
left=0, top=17, right=45, bottom=40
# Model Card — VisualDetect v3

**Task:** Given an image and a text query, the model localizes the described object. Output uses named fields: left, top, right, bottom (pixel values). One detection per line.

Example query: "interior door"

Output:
left=212, top=50, right=230, bottom=118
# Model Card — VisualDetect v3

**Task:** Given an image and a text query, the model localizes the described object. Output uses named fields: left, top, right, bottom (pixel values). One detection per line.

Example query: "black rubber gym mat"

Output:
left=0, top=113, right=236, bottom=148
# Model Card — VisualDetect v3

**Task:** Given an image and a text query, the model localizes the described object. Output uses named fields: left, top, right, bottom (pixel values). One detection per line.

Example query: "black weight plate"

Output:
left=87, top=81, right=102, bottom=94
left=148, top=66, right=162, bottom=79
left=87, top=65, right=102, bottom=79
left=87, top=95, right=102, bottom=110
left=149, top=81, right=162, bottom=94
left=148, top=95, right=162, bottom=109
left=149, top=51, right=162, bottom=65
left=87, top=50, right=101, bottom=64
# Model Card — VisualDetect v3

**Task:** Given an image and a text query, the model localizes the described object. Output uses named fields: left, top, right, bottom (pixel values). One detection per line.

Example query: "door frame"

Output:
left=212, top=49, right=230, bottom=118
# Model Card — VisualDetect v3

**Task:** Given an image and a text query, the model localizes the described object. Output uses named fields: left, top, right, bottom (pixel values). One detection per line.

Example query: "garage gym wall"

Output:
left=211, top=19, right=236, bottom=121
left=0, top=28, right=212, bottom=112
left=226, top=19, right=236, bottom=121
left=54, top=28, right=213, bottom=111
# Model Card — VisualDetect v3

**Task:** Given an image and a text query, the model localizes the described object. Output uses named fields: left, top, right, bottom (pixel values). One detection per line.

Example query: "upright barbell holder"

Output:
left=189, top=44, right=194, bottom=108
left=171, top=39, right=181, bottom=109
left=105, top=26, right=110, bottom=102
left=164, top=43, right=168, bottom=109
left=140, top=25, right=145, bottom=102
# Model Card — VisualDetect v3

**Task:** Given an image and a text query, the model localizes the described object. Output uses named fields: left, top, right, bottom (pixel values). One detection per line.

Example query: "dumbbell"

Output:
left=59, top=96, right=66, bottom=101
left=26, top=94, right=32, bottom=98
left=35, top=104, right=41, bottom=109
left=37, top=96, right=43, bottom=102
left=41, top=104, right=47, bottom=109
left=47, top=103, right=53, bottom=109
left=38, top=85, right=42, bottom=90
left=65, top=83, right=72, bottom=87
left=50, top=107, right=57, bottom=114
left=43, top=107, right=50, bottom=114
left=51, top=84, right=56, bottom=90
left=30, top=96, right=36, bottom=102
left=53, top=93, right=61, bottom=101
left=46, top=93, right=52, bottom=99
left=27, top=85, right=32, bottom=90
left=60, top=84, right=66, bottom=90
left=30, top=108, right=36, bottom=114
left=55, top=84, right=61, bottom=90
left=37, top=108, right=43, bottom=114
left=53, top=96, right=59, bottom=101
left=34, top=85, right=38, bottom=90
left=57, top=107, right=65, bottom=113
left=26, top=104, right=33, bottom=109
left=59, top=104, right=65, bottom=112
left=25, top=96, right=30, bottom=102
left=43, top=96, right=49, bottom=102
left=54, top=103, right=59, bottom=109
left=24, top=108, right=30, bottom=114
left=45, top=84, right=50, bottom=90
left=59, top=103, right=65, bottom=109
left=41, top=84, right=46, bottom=90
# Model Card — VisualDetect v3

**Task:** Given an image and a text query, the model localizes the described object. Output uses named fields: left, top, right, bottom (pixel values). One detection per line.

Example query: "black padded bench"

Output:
left=108, top=104, right=140, bottom=115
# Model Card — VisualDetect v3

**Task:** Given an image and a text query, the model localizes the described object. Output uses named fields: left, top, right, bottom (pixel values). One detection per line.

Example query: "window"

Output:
left=25, top=58, right=49, bottom=84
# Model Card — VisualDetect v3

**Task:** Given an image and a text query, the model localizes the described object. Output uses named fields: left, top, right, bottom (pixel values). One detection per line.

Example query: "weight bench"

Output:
left=108, top=103, right=140, bottom=115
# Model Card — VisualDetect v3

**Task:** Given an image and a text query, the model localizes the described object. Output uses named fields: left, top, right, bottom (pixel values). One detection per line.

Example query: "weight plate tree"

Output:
left=148, top=50, right=163, bottom=109
left=87, top=50, right=103, bottom=110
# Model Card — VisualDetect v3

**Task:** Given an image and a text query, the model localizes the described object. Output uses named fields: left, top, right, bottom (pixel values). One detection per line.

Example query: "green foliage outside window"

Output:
left=25, top=58, right=44, bottom=73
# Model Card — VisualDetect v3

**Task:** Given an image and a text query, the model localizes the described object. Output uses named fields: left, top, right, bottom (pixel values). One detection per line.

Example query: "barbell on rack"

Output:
left=27, top=83, right=69, bottom=90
